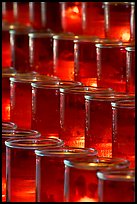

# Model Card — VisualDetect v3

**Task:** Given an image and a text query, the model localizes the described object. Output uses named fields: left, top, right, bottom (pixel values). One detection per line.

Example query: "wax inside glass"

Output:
left=35, top=147, right=98, bottom=202
left=5, top=137, right=64, bottom=202
left=97, top=169, right=135, bottom=202
left=64, top=157, right=130, bottom=202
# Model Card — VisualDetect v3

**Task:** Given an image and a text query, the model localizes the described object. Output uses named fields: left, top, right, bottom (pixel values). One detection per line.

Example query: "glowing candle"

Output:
left=104, top=2, right=134, bottom=42
left=61, top=2, right=83, bottom=34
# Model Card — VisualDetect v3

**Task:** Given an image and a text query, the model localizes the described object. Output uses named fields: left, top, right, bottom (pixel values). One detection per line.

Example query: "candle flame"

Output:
left=73, top=6, right=79, bottom=14
left=78, top=196, right=97, bottom=202
left=121, top=32, right=130, bottom=42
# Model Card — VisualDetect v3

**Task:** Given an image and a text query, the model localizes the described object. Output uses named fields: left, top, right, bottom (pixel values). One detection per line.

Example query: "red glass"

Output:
left=2, top=129, right=40, bottom=202
left=53, top=34, right=78, bottom=80
left=10, top=73, right=58, bottom=129
left=82, top=2, right=105, bottom=37
left=2, top=2, right=14, bottom=24
left=96, top=41, right=133, bottom=92
left=29, top=32, right=54, bottom=76
left=85, top=92, right=134, bottom=157
left=126, top=46, right=135, bottom=93
left=31, top=81, right=82, bottom=138
left=64, top=157, right=130, bottom=202
left=2, top=25, right=12, bottom=69
left=29, top=2, right=62, bottom=32
left=74, top=37, right=111, bottom=86
left=104, top=2, right=135, bottom=42
left=5, top=137, right=64, bottom=202
left=35, top=147, right=97, bottom=202
left=10, top=28, right=33, bottom=73
left=13, top=2, right=31, bottom=27
left=29, top=2, right=46, bottom=30
left=2, top=67, right=16, bottom=121
left=60, top=2, right=83, bottom=35
left=111, top=98, right=135, bottom=168
left=59, top=86, right=114, bottom=147
left=97, top=169, right=135, bottom=202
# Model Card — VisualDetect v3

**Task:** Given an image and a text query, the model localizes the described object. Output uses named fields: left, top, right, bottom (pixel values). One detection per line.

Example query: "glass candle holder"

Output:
left=53, top=33, right=77, bottom=81
left=10, top=27, right=34, bottom=73
left=13, top=2, right=31, bottom=27
left=29, top=2, right=62, bottom=32
left=104, top=2, right=135, bottom=42
left=29, top=31, right=54, bottom=76
left=31, top=80, right=82, bottom=138
left=82, top=2, right=105, bottom=37
left=2, top=2, right=14, bottom=25
left=35, top=146, right=97, bottom=202
left=97, top=169, right=135, bottom=202
left=2, top=121, right=17, bottom=130
left=2, top=25, right=12, bottom=69
left=60, top=2, right=83, bottom=35
left=85, top=92, right=135, bottom=158
left=29, top=2, right=46, bottom=30
left=64, top=157, right=130, bottom=202
left=96, top=41, right=132, bottom=92
left=111, top=98, right=135, bottom=168
left=2, top=67, right=16, bottom=121
left=59, top=86, right=114, bottom=148
left=2, top=129, right=41, bottom=202
left=5, top=137, right=64, bottom=202
left=74, top=37, right=112, bottom=86
left=125, top=46, right=135, bottom=94
left=10, top=73, right=58, bottom=129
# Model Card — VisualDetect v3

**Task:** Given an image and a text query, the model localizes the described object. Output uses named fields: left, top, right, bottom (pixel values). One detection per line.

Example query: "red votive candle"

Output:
left=2, top=2, right=14, bottom=25
left=104, top=2, right=135, bottom=42
left=82, top=2, right=105, bottom=37
left=97, top=169, right=135, bottom=202
left=74, top=37, right=112, bottom=86
left=31, top=80, right=82, bottom=138
left=13, top=2, right=31, bottom=27
left=125, top=46, right=135, bottom=94
left=64, top=157, right=130, bottom=202
left=2, top=67, right=16, bottom=121
left=29, top=31, right=55, bottom=76
left=53, top=33, right=78, bottom=80
left=10, top=73, right=58, bottom=129
left=2, top=129, right=41, bottom=202
left=111, top=98, right=135, bottom=168
left=2, top=25, right=12, bottom=69
left=35, top=147, right=97, bottom=202
left=96, top=41, right=133, bottom=92
left=85, top=92, right=135, bottom=157
left=29, top=2, right=46, bottom=30
left=10, top=27, right=34, bottom=73
left=60, top=2, right=83, bottom=35
left=5, top=137, right=64, bottom=202
left=59, top=86, right=114, bottom=147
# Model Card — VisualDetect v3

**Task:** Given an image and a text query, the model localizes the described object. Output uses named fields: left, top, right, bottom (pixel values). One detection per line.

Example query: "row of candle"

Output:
left=2, top=71, right=135, bottom=163
left=2, top=2, right=135, bottom=41
left=2, top=29, right=135, bottom=93
left=2, top=123, right=135, bottom=202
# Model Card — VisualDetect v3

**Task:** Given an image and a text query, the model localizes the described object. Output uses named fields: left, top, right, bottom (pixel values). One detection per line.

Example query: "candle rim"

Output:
left=2, top=129, right=41, bottom=139
left=35, top=146, right=98, bottom=157
left=85, top=93, right=135, bottom=101
left=64, top=157, right=130, bottom=170
left=2, top=121, right=17, bottom=130
left=60, top=86, right=114, bottom=94
left=97, top=169, right=135, bottom=181
left=5, top=137, right=64, bottom=149
left=111, top=98, right=135, bottom=108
